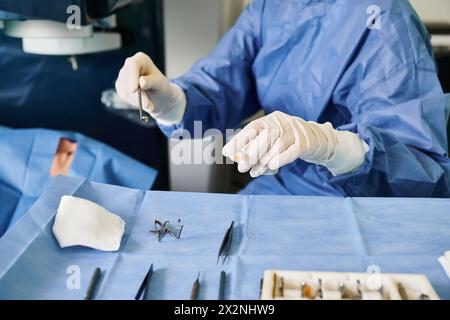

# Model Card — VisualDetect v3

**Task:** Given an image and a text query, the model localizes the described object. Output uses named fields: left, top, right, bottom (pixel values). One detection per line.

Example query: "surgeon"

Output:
left=115, top=0, right=450, bottom=197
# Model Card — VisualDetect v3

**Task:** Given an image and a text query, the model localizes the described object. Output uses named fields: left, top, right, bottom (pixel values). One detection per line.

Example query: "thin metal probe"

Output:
left=301, top=281, right=306, bottom=298
left=339, top=282, right=346, bottom=299
left=259, top=278, right=264, bottom=299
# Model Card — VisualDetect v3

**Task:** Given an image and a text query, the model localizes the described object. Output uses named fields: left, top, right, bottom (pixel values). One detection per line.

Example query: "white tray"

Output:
left=261, top=270, right=440, bottom=300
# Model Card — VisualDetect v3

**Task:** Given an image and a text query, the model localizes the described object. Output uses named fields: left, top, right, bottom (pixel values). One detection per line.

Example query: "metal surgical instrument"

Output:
left=301, top=281, right=313, bottom=299
left=317, top=278, right=323, bottom=299
left=339, top=283, right=346, bottom=299
left=352, top=280, right=362, bottom=300
left=419, top=293, right=430, bottom=300
left=217, top=221, right=234, bottom=264
left=272, top=273, right=277, bottom=298
left=272, top=273, right=284, bottom=298
left=135, top=264, right=154, bottom=300
left=137, top=87, right=149, bottom=122
left=259, top=278, right=264, bottom=299
left=191, top=272, right=201, bottom=300
left=279, top=277, right=284, bottom=298
left=85, top=267, right=101, bottom=300
left=397, top=283, right=409, bottom=300
left=219, top=271, right=226, bottom=300
left=150, top=219, right=183, bottom=242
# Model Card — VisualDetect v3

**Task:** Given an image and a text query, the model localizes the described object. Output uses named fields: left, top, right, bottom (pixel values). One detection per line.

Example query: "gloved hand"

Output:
left=222, top=111, right=369, bottom=177
left=115, top=52, right=186, bottom=125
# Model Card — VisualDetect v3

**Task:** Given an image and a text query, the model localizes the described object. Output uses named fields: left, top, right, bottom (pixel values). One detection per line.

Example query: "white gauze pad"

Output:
left=52, top=195, right=125, bottom=251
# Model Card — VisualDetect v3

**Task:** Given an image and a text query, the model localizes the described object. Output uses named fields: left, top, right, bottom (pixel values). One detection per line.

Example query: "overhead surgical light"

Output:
left=0, top=0, right=136, bottom=55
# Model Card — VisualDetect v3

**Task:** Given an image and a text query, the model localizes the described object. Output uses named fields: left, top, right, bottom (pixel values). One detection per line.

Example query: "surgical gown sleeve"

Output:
left=328, top=10, right=450, bottom=197
left=157, top=0, right=265, bottom=137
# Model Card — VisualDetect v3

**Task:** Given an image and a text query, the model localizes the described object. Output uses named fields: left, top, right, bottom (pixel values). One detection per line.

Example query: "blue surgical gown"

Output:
left=159, top=0, right=450, bottom=197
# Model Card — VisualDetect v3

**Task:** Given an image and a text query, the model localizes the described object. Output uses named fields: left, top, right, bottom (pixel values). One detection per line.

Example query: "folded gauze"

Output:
left=52, top=195, right=125, bottom=251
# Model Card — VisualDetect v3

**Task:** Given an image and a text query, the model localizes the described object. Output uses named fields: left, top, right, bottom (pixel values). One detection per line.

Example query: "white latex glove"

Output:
left=222, top=111, right=369, bottom=177
left=115, top=52, right=186, bottom=125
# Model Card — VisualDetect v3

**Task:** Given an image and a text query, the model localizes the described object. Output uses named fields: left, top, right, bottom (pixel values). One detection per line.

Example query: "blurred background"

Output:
left=165, top=0, right=450, bottom=193
left=0, top=0, right=448, bottom=196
